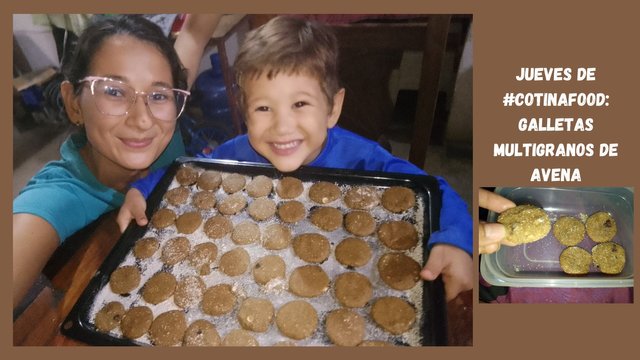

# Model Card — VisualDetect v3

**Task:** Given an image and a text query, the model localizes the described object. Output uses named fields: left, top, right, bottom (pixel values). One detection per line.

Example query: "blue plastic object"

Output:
left=184, top=52, right=235, bottom=155
left=195, top=53, right=231, bottom=121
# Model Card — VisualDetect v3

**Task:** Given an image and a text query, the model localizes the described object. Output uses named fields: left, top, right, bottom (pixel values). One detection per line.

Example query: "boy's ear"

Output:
left=327, top=88, right=345, bottom=129
left=60, top=80, right=84, bottom=126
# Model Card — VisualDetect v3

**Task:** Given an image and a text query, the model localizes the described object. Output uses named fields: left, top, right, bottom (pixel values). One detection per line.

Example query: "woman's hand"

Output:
left=478, top=189, right=516, bottom=254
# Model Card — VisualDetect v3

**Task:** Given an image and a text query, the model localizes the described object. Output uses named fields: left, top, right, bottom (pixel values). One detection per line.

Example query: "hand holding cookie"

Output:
left=478, top=189, right=516, bottom=254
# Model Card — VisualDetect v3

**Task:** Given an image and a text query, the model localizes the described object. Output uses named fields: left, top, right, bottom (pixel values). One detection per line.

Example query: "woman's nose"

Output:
left=126, top=95, right=154, bottom=130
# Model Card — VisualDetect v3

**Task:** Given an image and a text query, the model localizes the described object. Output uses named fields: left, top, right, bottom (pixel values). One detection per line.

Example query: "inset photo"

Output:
left=479, top=187, right=633, bottom=303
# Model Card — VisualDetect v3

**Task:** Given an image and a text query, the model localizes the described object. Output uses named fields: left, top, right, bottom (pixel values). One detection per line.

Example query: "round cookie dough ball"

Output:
left=586, top=211, right=617, bottom=243
left=276, top=300, right=318, bottom=340
left=174, top=275, right=206, bottom=309
left=232, top=221, right=261, bottom=245
left=325, top=309, right=365, bottom=346
left=204, top=215, right=233, bottom=239
left=276, top=177, right=304, bottom=199
left=189, top=242, right=218, bottom=275
left=237, top=297, right=275, bottom=332
left=165, top=186, right=190, bottom=206
left=497, top=204, right=551, bottom=244
left=310, top=207, right=343, bottom=231
left=553, top=216, right=585, bottom=246
left=109, top=265, right=140, bottom=295
left=176, top=166, right=199, bottom=186
left=308, top=181, right=341, bottom=204
left=247, top=197, right=276, bottom=221
left=377, top=253, right=421, bottom=290
left=133, top=237, right=159, bottom=260
left=142, top=271, right=177, bottom=305
left=161, top=236, right=191, bottom=266
left=370, top=297, right=416, bottom=335
left=262, top=223, right=292, bottom=250
left=183, top=319, right=221, bottom=346
left=219, top=248, right=251, bottom=276
left=278, top=200, right=306, bottom=223
left=218, top=193, right=247, bottom=215
left=175, top=211, right=203, bottom=234
left=120, top=306, right=153, bottom=339
left=344, top=211, right=376, bottom=237
left=247, top=197, right=277, bottom=221
left=94, top=301, right=125, bottom=332
left=592, top=242, right=625, bottom=274
left=150, top=208, right=176, bottom=229
left=335, top=237, right=372, bottom=268
left=292, top=233, right=331, bottom=263
left=334, top=272, right=373, bottom=308
left=221, top=173, right=246, bottom=194
left=202, top=284, right=237, bottom=316
left=253, top=255, right=286, bottom=286
left=344, top=186, right=379, bottom=210
left=197, top=170, right=222, bottom=191
left=148, top=310, right=187, bottom=346
left=377, top=220, right=419, bottom=250
left=222, top=329, right=259, bottom=346
left=559, top=246, right=592, bottom=275
left=246, top=175, right=273, bottom=198
left=381, top=186, right=416, bottom=213
left=192, top=190, right=217, bottom=210
left=289, top=265, right=330, bottom=297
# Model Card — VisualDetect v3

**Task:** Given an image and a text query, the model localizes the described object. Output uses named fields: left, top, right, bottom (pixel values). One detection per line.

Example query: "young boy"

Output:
left=118, top=15, right=472, bottom=300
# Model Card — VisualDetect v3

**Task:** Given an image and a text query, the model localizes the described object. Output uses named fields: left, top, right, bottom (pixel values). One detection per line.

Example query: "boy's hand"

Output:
left=116, top=188, right=148, bottom=233
left=420, top=244, right=473, bottom=301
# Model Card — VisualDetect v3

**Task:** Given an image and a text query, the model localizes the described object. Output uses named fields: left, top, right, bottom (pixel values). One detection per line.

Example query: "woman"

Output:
left=12, top=15, right=191, bottom=308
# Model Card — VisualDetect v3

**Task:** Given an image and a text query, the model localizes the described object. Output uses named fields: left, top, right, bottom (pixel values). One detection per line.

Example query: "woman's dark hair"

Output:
left=62, top=15, right=187, bottom=93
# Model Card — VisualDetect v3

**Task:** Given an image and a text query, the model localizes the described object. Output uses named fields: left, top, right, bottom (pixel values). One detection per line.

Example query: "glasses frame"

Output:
left=78, top=76, right=191, bottom=121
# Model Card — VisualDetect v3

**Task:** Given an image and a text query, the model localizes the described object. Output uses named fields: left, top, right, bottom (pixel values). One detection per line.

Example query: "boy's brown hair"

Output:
left=234, top=16, right=340, bottom=112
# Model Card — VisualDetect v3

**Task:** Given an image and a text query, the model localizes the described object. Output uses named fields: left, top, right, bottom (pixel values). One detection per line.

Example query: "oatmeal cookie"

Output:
left=585, top=211, right=617, bottom=243
left=276, top=176, right=304, bottom=199
left=497, top=204, right=551, bottom=244
left=559, top=246, right=592, bottom=275
left=553, top=216, right=585, bottom=246
left=276, top=300, right=318, bottom=340
left=592, top=242, right=625, bottom=274
left=370, top=297, right=416, bottom=335
left=381, top=186, right=416, bottom=213
left=109, top=265, right=140, bottom=295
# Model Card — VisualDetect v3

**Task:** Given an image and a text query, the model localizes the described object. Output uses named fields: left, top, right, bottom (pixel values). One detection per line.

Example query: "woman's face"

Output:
left=71, top=35, right=177, bottom=172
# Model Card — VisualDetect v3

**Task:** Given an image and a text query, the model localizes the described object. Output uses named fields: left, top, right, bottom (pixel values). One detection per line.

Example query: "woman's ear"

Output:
left=60, top=80, right=83, bottom=126
left=327, top=88, right=345, bottom=129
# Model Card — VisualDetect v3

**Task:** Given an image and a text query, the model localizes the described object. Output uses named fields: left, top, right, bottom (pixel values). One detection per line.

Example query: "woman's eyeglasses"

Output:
left=79, top=76, right=190, bottom=122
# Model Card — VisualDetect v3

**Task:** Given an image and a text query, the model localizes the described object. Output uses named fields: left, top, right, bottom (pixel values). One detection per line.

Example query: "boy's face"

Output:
left=243, top=72, right=344, bottom=172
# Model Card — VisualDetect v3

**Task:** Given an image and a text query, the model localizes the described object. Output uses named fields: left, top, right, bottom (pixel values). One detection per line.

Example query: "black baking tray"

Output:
left=61, top=157, right=447, bottom=346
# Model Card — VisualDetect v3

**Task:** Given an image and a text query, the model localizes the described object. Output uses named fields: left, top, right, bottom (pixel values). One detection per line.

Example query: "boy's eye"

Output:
left=255, top=106, right=270, bottom=112
left=293, top=101, right=308, bottom=108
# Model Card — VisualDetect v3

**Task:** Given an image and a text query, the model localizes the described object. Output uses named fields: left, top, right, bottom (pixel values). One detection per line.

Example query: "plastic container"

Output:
left=194, top=53, right=231, bottom=121
left=481, top=187, right=634, bottom=288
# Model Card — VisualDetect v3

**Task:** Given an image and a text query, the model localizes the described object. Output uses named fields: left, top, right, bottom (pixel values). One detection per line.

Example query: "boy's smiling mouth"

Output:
left=270, top=140, right=301, bottom=154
